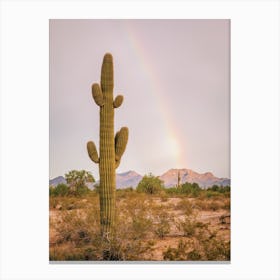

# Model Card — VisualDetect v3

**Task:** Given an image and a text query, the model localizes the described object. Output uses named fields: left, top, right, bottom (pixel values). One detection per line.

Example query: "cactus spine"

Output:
left=87, top=53, right=128, bottom=239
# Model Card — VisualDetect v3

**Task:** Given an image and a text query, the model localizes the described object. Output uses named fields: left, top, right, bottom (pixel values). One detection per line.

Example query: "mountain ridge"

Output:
left=159, top=168, right=230, bottom=188
left=49, top=169, right=230, bottom=189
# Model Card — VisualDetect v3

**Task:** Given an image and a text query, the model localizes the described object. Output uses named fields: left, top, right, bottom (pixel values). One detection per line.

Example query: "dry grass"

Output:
left=50, top=192, right=230, bottom=261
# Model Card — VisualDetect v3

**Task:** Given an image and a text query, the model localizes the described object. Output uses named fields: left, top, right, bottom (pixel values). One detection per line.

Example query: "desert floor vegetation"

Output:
left=49, top=189, right=230, bottom=261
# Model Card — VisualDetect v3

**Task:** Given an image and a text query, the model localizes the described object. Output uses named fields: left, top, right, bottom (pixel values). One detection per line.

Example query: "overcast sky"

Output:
left=50, top=19, right=230, bottom=180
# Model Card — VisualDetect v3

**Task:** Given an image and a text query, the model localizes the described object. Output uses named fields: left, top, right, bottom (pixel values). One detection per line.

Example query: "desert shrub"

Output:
left=49, top=196, right=91, bottom=211
left=50, top=244, right=86, bottom=261
left=208, top=185, right=230, bottom=194
left=50, top=190, right=230, bottom=261
left=154, top=214, right=171, bottom=238
left=209, top=185, right=219, bottom=192
left=193, top=198, right=224, bottom=211
left=152, top=206, right=173, bottom=238
left=201, top=238, right=230, bottom=260
left=163, top=239, right=189, bottom=260
left=164, top=187, right=180, bottom=195
left=53, top=206, right=100, bottom=246
left=116, top=187, right=136, bottom=199
left=176, top=215, right=207, bottom=237
left=93, top=201, right=155, bottom=260
left=163, top=239, right=203, bottom=261
left=136, top=173, right=164, bottom=194
left=49, top=184, right=92, bottom=198
left=160, top=192, right=169, bottom=202
left=222, top=198, right=231, bottom=210
left=174, top=199, right=194, bottom=215
left=164, top=183, right=202, bottom=197
left=162, top=239, right=203, bottom=261
left=123, top=187, right=134, bottom=192
left=163, top=224, right=230, bottom=261
left=99, top=229, right=155, bottom=261
left=193, top=199, right=208, bottom=211
left=205, top=190, right=221, bottom=198
left=181, top=182, right=201, bottom=197
left=129, top=207, right=153, bottom=240
left=208, top=201, right=221, bottom=211
left=187, top=249, right=202, bottom=260
left=49, top=197, right=60, bottom=209
left=203, top=185, right=230, bottom=199
left=73, top=185, right=91, bottom=197
left=50, top=183, right=69, bottom=197
left=49, top=186, right=55, bottom=196
left=50, top=194, right=156, bottom=260
left=122, top=196, right=153, bottom=239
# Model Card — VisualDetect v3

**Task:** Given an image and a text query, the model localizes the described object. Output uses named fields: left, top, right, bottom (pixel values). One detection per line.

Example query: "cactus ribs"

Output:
left=87, top=53, right=128, bottom=240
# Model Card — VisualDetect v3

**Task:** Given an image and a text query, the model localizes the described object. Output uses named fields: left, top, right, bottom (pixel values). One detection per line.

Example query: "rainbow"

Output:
left=123, top=22, right=187, bottom=168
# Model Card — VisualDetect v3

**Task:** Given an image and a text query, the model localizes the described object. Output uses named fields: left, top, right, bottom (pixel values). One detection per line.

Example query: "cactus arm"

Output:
left=114, top=130, right=120, bottom=155
left=87, top=141, right=99, bottom=163
left=114, top=129, right=122, bottom=169
left=92, top=83, right=104, bottom=106
left=113, top=95, right=123, bottom=108
left=115, top=159, right=120, bottom=169
left=115, top=127, right=129, bottom=161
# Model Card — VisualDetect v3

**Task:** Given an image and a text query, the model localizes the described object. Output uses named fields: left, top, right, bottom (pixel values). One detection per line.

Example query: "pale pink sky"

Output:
left=50, top=19, right=230, bottom=180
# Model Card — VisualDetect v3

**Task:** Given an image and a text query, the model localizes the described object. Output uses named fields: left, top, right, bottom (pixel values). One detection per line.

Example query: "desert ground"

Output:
left=49, top=190, right=230, bottom=261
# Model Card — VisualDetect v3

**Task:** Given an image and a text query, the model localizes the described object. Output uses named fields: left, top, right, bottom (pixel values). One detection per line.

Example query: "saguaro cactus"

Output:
left=177, top=171, right=181, bottom=188
left=87, top=53, right=128, bottom=239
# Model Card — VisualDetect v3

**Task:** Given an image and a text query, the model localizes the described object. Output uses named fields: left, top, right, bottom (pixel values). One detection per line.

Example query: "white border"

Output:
left=0, top=1, right=279, bottom=279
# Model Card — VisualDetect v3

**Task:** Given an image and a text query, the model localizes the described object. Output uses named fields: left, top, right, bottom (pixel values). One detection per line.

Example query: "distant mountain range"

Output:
left=49, top=169, right=230, bottom=189
left=116, top=170, right=143, bottom=189
left=49, top=176, right=66, bottom=186
left=159, top=168, right=230, bottom=188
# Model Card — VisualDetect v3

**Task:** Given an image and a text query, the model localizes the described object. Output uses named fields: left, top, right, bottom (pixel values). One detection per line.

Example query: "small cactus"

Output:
left=177, top=171, right=181, bottom=188
left=87, top=53, right=128, bottom=239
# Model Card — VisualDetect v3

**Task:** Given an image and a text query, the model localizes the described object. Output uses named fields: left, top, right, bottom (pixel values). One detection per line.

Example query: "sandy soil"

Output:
left=49, top=195, right=230, bottom=261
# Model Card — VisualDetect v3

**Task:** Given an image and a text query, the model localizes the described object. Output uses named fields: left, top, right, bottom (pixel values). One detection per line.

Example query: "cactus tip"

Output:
left=103, top=53, right=113, bottom=62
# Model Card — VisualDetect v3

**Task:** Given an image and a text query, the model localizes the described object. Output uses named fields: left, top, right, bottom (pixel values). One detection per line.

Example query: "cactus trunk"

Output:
left=99, top=54, right=116, bottom=237
left=177, top=171, right=181, bottom=188
left=87, top=53, right=128, bottom=240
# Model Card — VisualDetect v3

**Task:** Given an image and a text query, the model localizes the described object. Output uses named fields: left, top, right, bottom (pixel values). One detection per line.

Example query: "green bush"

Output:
left=165, top=187, right=180, bottom=195
left=207, top=185, right=230, bottom=194
left=73, top=185, right=91, bottom=197
left=164, top=183, right=202, bottom=197
left=50, top=183, right=69, bottom=197
left=136, top=173, right=164, bottom=194
left=181, top=182, right=201, bottom=196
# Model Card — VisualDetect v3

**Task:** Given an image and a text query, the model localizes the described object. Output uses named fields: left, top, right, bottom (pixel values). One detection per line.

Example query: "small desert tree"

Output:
left=65, top=170, right=94, bottom=196
left=136, top=173, right=164, bottom=194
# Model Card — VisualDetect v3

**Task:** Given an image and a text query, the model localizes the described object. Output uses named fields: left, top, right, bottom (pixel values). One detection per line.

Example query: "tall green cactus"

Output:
left=87, top=53, right=128, bottom=239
